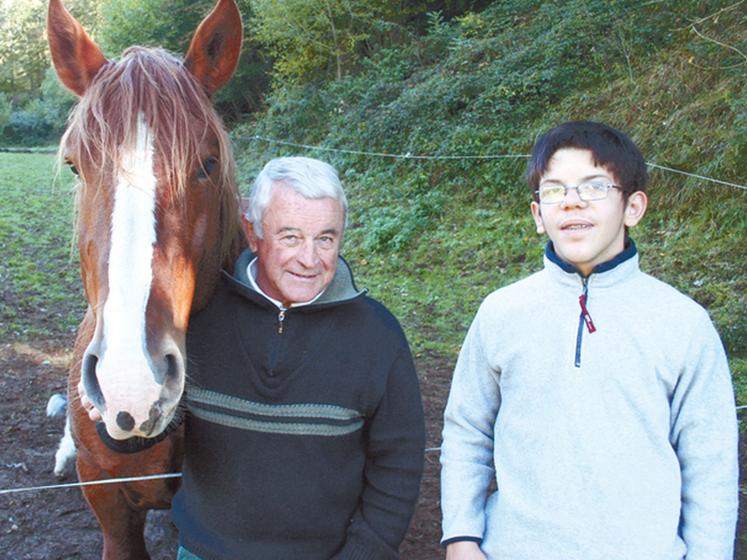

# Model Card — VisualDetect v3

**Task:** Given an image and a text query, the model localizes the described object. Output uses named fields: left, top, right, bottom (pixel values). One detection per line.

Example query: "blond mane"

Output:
left=60, top=46, right=243, bottom=268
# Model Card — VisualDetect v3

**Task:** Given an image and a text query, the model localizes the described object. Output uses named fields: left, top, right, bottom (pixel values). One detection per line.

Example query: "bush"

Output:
left=0, top=68, right=76, bottom=147
left=0, top=93, right=10, bottom=136
left=3, top=110, right=52, bottom=146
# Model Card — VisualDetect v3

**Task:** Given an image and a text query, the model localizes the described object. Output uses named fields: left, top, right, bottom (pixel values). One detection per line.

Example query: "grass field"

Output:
left=0, top=152, right=83, bottom=340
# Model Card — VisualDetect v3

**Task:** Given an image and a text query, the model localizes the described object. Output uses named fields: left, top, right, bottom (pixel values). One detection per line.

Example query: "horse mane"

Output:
left=59, top=46, right=245, bottom=270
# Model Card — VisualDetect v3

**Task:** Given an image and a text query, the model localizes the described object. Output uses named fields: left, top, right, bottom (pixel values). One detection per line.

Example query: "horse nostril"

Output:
left=82, top=352, right=105, bottom=408
left=164, top=354, right=178, bottom=382
left=116, top=411, right=135, bottom=432
left=139, top=401, right=163, bottom=435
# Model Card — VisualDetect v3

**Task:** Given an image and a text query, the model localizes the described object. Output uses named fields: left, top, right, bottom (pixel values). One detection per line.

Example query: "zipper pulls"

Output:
left=578, top=284, right=596, bottom=334
left=277, top=308, right=286, bottom=334
left=574, top=278, right=595, bottom=368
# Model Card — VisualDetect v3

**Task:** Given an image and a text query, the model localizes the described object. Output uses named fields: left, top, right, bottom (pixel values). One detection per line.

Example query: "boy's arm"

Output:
left=670, top=311, right=738, bottom=560
left=445, top=540, right=488, bottom=560
left=440, top=306, right=501, bottom=546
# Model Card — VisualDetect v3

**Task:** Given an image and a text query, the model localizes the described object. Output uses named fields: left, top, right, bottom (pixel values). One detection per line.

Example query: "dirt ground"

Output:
left=0, top=338, right=450, bottom=559
left=0, top=337, right=744, bottom=559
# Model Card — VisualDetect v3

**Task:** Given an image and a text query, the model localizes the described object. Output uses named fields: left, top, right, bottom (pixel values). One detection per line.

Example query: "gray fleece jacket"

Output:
left=440, top=242, right=738, bottom=560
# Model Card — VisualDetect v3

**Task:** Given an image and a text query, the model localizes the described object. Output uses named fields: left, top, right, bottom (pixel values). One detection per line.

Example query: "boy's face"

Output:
left=530, top=148, right=647, bottom=276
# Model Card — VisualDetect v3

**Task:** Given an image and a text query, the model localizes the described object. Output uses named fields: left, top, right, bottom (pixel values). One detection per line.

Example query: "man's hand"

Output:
left=445, top=541, right=487, bottom=560
left=77, top=379, right=102, bottom=422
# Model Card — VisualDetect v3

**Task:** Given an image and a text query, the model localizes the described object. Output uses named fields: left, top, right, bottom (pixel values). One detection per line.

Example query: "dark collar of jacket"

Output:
left=220, top=248, right=367, bottom=312
left=544, top=238, right=638, bottom=277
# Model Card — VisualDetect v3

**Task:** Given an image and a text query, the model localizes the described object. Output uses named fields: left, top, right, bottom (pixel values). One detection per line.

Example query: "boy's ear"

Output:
left=530, top=201, right=546, bottom=234
left=624, top=191, right=648, bottom=227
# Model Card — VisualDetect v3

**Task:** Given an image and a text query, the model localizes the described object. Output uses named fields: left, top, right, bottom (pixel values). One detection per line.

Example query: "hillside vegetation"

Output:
left=231, top=0, right=747, bottom=395
left=1, top=1, right=744, bottom=399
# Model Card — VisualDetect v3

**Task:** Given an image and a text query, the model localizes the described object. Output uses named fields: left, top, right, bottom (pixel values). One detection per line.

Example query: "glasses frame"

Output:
left=535, top=182, right=623, bottom=205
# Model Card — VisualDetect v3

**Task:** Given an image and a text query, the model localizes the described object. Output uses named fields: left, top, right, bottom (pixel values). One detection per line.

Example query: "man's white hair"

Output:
left=247, top=156, right=348, bottom=239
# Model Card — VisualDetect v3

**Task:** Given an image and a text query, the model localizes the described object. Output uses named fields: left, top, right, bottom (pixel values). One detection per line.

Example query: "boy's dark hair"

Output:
left=526, top=121, right=648, bottom=201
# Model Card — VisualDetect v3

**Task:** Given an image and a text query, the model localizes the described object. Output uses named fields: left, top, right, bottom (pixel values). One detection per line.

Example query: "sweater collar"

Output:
left=222, top=248, right=366, bottom=311
left=543, top=239, right=640, bottom=288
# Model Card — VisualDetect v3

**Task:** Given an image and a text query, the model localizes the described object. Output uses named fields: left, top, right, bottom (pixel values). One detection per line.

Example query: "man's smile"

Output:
left=288, top=271, right=321, bottom=279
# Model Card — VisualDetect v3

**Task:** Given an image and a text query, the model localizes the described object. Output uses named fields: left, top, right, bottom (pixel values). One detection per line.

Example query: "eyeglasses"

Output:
left=536, top=182, right=622, bottom=205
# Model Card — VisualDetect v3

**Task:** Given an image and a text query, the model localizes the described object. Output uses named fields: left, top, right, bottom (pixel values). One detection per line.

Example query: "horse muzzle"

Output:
left=82, top=338, right=185, bottom=440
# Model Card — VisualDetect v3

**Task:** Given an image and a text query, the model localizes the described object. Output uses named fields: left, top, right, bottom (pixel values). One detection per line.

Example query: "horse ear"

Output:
left=47, top=0, right=108, bottom=97
left=184, top=0, right=243, bottom=95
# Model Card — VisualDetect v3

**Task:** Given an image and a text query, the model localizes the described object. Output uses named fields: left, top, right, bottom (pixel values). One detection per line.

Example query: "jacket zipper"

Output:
left=574, top=278, right=596, bottom=367
left=277, top=308, right=286, bottom=334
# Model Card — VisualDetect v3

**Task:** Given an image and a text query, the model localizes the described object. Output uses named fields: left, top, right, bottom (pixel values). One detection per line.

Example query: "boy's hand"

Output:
left=445, top=541, right=487, bottom=560
left=77, top=379, right=103, bottom=422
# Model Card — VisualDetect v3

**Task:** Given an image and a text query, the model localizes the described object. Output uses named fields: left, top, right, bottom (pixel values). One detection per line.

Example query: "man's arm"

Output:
left=78, top=379, right=102, bottom=421
left=670, top=311, right=738, bottom=560
left=332, top=347, right=425, bottom=559
left=440, top=306, right=499, bottom=549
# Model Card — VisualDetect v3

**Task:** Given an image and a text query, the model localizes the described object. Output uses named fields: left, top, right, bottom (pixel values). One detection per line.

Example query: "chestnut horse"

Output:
left=47, top=0, right=245, bottom=557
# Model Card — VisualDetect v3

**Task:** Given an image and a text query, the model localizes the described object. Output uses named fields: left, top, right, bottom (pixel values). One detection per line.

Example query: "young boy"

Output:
left=440, top=121, right=738, bottom=560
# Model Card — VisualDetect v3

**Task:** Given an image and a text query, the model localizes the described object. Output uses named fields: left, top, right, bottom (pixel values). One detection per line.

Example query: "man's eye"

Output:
left=317, top=236, right=335, bottom=248
left=280, top=235, right=300, bottom=246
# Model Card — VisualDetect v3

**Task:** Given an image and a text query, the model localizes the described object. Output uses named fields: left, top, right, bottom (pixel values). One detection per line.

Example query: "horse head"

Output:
left=48, top=0, right=245, bottom=441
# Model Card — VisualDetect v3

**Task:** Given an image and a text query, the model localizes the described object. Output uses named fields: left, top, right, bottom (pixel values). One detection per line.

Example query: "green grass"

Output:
left=733, top=359, right=747, bottom=409
left=0, top=152, right=83, bottom=339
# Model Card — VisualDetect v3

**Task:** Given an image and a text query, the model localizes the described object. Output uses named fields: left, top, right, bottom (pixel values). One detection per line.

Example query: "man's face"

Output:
left=530, top=148, right=646, bottom=276
left=248, top=184, right=344, bottom=307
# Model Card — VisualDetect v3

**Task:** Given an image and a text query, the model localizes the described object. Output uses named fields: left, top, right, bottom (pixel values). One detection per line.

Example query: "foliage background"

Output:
left=1, top=0, right=746, bottom=516
left=2, top=0, right=745, bottom=391
left=233, top=0, right=747, bottom=385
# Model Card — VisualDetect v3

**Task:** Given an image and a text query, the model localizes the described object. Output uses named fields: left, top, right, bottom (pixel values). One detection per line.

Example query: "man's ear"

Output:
left=530, top=201, right=546, bottom=234
left=624, top=191, right=648, bottom=227
left=244, top=219, right=259, bottom=252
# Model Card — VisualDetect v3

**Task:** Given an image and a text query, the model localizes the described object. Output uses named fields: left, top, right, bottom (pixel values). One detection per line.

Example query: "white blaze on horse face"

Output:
left=97, top=114, right=161, bottom=437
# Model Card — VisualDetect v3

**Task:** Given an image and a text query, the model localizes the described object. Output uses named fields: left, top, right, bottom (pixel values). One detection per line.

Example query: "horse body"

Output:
left=47, top=1, right=245, bottom=557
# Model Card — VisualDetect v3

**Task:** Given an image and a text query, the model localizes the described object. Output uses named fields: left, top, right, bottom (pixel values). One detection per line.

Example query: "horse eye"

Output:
left=65, top=159, right=80, bottom=176
left=197, top=157, right=218, bottom=180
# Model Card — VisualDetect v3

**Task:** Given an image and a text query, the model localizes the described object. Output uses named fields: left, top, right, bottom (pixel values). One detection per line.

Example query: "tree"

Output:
left=96, top=0, right=268, bottom=118
left=0, top=91, right=11, bottom=136
left=97, top=0, right=212, bottom=55
left=0, top=0, right=48, bottom=96
left=0, top=0, right=99, bottom=97
left=252, top=0, right=405, bottom=83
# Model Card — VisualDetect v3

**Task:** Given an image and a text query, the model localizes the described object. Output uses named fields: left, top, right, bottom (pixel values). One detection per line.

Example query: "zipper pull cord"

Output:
left=578, top=286, right=596, bottom=334
left=277, top=309, right=286, bottom=334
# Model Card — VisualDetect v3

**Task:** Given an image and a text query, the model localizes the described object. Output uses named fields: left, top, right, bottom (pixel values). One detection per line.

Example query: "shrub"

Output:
left=0, top=93, right=11, bottom=136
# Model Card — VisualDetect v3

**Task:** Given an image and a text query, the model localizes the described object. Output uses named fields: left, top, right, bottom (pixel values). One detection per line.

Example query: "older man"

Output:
left=172, top=156, right=425, bottom=559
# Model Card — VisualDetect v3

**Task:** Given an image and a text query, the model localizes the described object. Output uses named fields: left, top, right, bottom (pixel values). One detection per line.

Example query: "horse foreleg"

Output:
left=46, top=393, right=77, bottom=477
left=77, top=456, right=150, bottom=560
left=53, top=414, right=76, bottom=477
